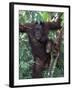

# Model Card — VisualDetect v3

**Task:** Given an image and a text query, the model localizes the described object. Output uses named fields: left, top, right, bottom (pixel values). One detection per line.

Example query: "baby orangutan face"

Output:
left=46, top=40, right=53, bottom=53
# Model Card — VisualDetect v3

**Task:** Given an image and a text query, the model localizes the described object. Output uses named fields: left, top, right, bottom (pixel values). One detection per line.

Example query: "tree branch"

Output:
left=19, top=13, right=62, bottom=33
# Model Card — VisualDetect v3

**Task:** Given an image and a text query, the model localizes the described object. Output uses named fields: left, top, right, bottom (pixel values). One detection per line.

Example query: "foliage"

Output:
left=19, top=10, right=64, bottom=79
